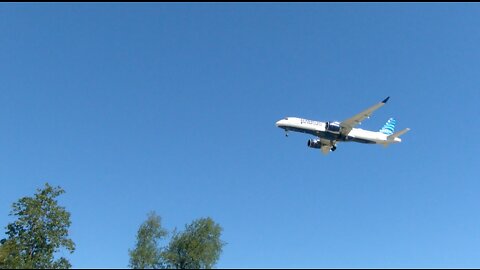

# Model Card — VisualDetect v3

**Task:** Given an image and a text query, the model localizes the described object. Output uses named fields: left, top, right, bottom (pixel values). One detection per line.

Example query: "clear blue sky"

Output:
left=1, top=3, right=480, bottom=268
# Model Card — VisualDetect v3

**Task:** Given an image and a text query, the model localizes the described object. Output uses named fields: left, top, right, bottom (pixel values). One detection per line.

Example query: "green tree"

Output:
left=162, top=217, right=225, bottom=269
left=0, top=239, right=21, bottom=268
left=0, top=183, right=75, bottom=269
left=129, top=212, right=168, bottom=269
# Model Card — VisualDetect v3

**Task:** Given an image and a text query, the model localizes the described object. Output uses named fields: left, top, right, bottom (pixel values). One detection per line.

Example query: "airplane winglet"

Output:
left=382, top=96, right=390, bottom=103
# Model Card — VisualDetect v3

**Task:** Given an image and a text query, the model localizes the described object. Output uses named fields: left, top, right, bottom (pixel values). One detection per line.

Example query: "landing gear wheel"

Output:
left=331, top=146, right=337, bottom=151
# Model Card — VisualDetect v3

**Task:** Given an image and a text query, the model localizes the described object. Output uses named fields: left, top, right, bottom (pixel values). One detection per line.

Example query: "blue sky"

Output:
left=1, top=3, right=480, bottom=268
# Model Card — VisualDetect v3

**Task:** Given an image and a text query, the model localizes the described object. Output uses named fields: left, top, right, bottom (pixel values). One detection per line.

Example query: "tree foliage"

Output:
left=162, top=217, right=225, bottom=269
left=129, top=212, right=168, bottom=269
left=129, top=215, right=225, bottom=269
left=0, top=183, right=75, bottom=269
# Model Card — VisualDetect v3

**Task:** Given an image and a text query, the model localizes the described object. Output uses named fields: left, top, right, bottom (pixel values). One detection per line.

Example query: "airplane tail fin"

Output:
left=379, top=118, right=396, bottom=135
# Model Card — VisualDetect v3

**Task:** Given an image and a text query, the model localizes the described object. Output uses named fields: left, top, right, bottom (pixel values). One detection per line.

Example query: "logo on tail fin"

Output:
left=379, top=118, right=396, bottom=135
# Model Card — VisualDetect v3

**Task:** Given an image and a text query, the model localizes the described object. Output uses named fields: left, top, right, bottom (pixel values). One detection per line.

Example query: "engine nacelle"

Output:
left=325, top=121, right=341, bottom=134
left=307, top=139, right=322, bottom=149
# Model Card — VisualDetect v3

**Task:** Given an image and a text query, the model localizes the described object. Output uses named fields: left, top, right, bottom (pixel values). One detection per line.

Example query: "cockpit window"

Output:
left=284, top=117, right=288, bottom=120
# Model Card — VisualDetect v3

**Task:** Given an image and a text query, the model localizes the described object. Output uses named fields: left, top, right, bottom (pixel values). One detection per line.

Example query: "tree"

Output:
left=162, top=217, right=225, bottom=269
left=129, top=212, right=168, bottom=269
left=0, top=183, right=75, bottom=269
left=0, top=239, right=21, bottom=268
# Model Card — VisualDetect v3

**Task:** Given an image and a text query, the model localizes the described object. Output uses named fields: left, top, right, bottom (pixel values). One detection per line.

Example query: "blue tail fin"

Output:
left=379, top=118, right=396, bottom=135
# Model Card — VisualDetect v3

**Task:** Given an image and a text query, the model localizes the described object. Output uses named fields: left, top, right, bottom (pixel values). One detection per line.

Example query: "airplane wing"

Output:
left=320, top=138, right=332, bottom=155
left=320, top=145, right=330, bottom=155
left=340, top=96, right=390, bottom=136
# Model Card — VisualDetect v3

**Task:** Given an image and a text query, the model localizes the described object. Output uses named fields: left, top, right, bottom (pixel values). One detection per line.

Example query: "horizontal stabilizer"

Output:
left=388, top=128, right=410, bottom=140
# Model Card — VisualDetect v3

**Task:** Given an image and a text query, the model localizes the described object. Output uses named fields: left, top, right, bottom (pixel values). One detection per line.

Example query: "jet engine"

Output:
left=325, top=121, right=341, bottom=134
left=307, top=139, right=322, bottom=149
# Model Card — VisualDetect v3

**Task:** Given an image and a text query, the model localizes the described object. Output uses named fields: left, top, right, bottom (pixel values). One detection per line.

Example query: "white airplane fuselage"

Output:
left=275, top=117, right=402, bottom=145
left=276, top=97, right=410, bottom=154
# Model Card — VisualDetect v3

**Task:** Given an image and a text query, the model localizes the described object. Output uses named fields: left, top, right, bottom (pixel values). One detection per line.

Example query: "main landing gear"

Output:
left=330, top=141, right=337, bottom=152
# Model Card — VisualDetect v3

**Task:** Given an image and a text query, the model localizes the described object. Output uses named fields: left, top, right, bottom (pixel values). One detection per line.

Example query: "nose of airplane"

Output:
left=276, top=119, right=285, bottom=127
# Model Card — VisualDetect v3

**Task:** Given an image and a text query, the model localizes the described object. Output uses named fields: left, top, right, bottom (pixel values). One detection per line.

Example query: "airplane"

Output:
left=275, top=97, right=410, bottom=155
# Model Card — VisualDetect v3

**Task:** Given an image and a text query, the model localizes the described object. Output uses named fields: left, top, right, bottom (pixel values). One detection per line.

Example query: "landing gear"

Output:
left=285, top=130, right=289, bottom=137
left=331, top=141, right=337, bottom=152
